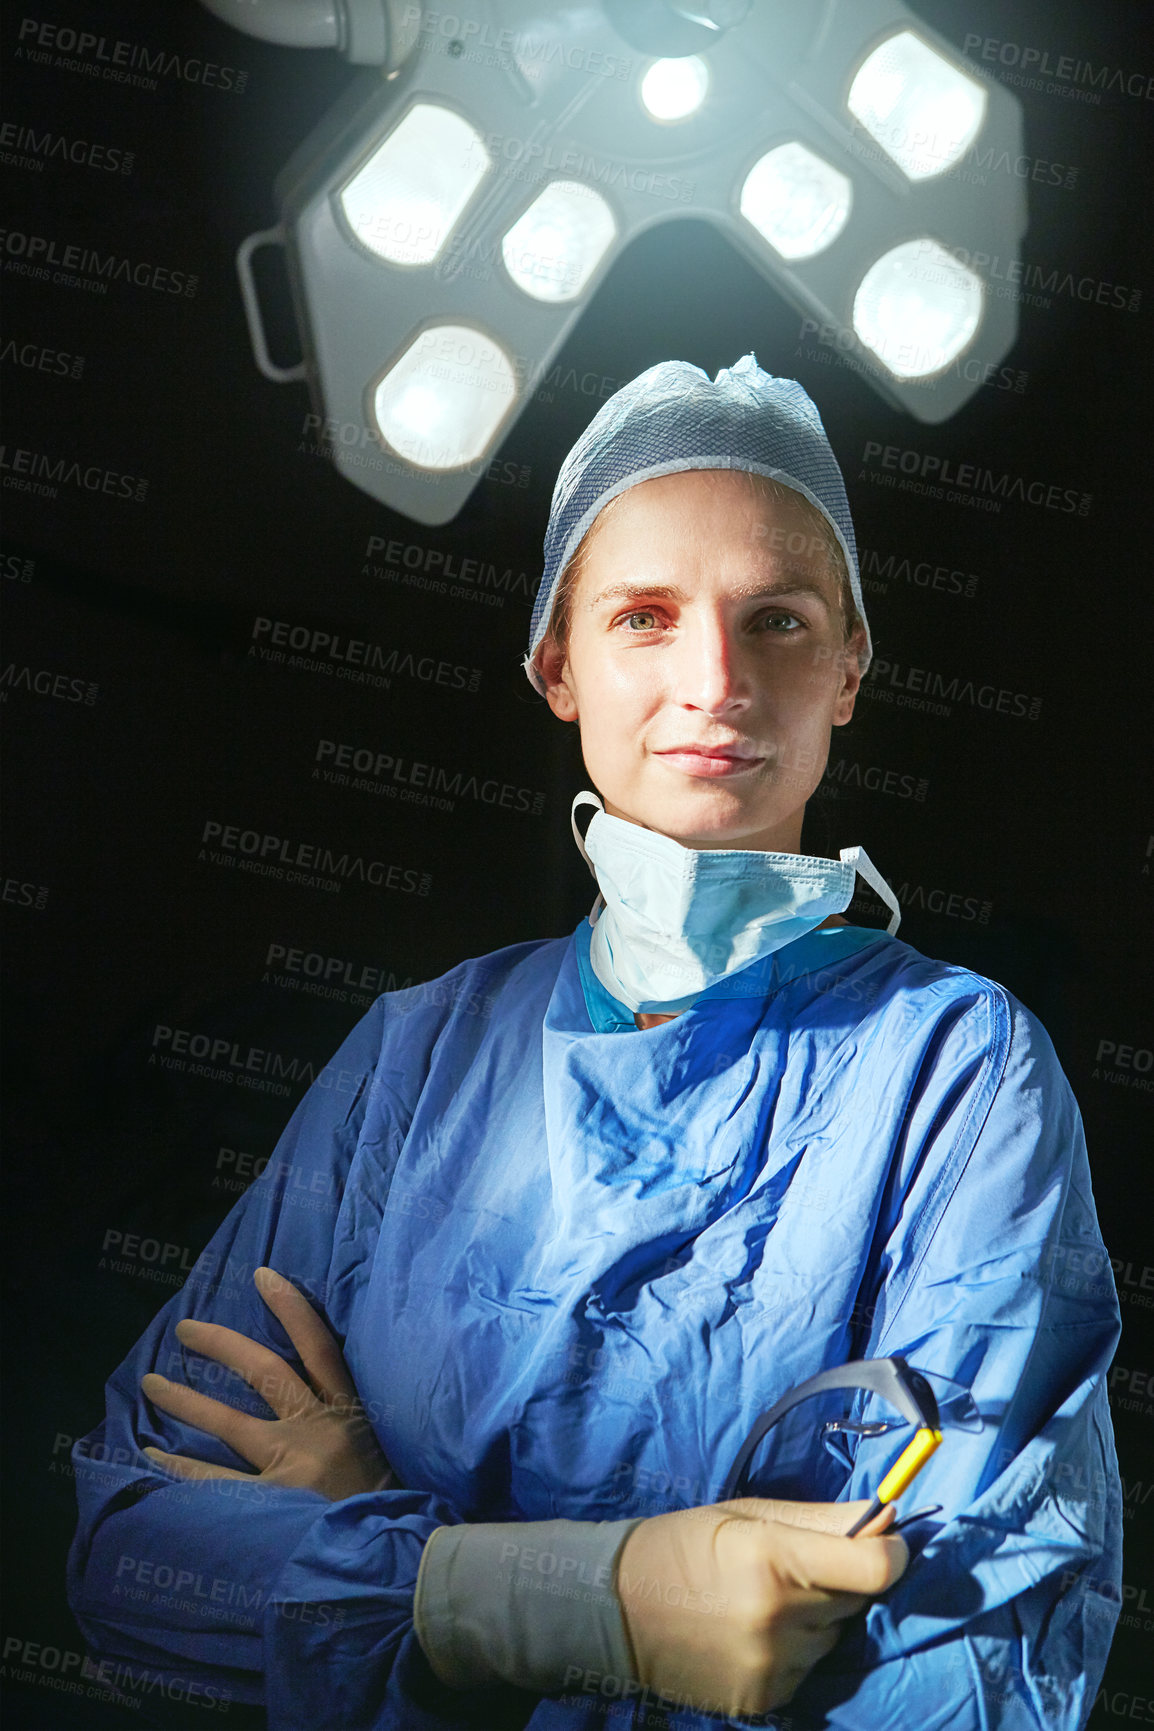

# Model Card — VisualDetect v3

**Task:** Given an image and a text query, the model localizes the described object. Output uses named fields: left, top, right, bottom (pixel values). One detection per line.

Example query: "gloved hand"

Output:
left=140, top=1266, right=397, bottom=1501
left=615, top=1497, right=908, bottom=1719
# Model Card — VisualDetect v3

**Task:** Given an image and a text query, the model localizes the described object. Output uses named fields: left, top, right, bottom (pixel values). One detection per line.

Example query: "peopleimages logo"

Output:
left=860, top=441, right=1092, bottom=517
left=315, top=738, right=546, bottom=817
left=0, top=443, right=147, bottom=501
left=0, top=228, right=197, bottom=296
left=861, top=657, right=1043, bottom=722
left=15, top=18, right=249, bottom=94
left=363, top=534, right=539, bottom=607
left=482, top=131, right=693, bottom=201
left=0, top=337, right=84, bottom=379
left=263, top=942, right=413, bottom=1005
left=797, top=318, right=1029, bottom=396
left=1, top=549, right=36, bottom=580
left=0, top=119, right=134, bottom=174
left=1092, top=1037, right=1154, bottom=1094
left=822, top=757, right=929, bottom=802
left=0, top=663, right=98, bottom=704
left=150, top=1024, right=336, bottom=1099
left=0, top=1632, right=234, bottom=1713
left=930, top=244, right=1142, bottom=315
left=896, top=882, right=993, bottom=924
left=962, top=33, right=1154, bottom=103
left=401, top=5, right=632, bottom=79
left=198, top=820, right=433, bottom=898
left=2, top=873, right=50, bottom=909
left=844, top=124, right=1079, bottom=192
left=858, top=546, right=980, bottom=600
left=249, top=617, right=482, bottom=694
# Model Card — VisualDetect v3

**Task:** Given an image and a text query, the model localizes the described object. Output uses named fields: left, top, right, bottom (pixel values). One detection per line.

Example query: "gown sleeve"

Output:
left=66, top=996, right=516, bottom=1730
left=789, top=984, right=1123, bottom=1731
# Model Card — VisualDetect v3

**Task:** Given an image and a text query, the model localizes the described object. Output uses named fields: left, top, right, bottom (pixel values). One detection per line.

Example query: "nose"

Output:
left=672, top=606, right=751, bottom=715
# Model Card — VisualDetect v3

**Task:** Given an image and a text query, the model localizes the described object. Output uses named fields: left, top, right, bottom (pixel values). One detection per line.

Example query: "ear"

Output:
left=538, top=635, right=579, bottom=723
left=831, top=623, right=867, bottom=727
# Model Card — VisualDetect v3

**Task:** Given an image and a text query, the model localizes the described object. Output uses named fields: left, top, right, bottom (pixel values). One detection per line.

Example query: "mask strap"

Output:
left=570, top=790, right=604, bottom=877
left=571, top=791, right=607, bottom=926
left=839, top=845, right=902, bottom=936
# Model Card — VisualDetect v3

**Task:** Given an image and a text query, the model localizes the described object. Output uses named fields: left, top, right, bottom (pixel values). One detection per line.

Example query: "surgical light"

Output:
left=848, top=31, right=987, bottom=181
left=339, top=103, right=490, bottom=266
left=214, top=0, right=1028, bottom=522
left=372, top=325, right=518, bottom=467
left=502, top=181, right=618, bottom=303
left=640, top=55, right=710, bottom=121
left=853, top=240, right=983, bottom=379
left=740, top=142, right=852, bottom=260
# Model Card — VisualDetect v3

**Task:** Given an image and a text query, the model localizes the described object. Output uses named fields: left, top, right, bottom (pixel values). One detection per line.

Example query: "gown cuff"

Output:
left=413, top=1515, right=646, bottom=1693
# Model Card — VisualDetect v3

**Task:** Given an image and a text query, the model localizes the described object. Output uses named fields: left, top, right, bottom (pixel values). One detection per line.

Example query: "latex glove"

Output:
left=615, top=1496, right=908, bottom=1719
left=141, top=1265, right=396, bottom=1501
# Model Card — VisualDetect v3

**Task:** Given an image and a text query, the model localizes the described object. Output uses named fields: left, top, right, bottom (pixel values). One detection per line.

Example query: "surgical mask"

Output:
left=571, top=791, right=900, bottom=1015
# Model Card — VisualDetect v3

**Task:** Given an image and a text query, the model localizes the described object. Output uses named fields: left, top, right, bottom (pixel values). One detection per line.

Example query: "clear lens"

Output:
left=852, top=239, right=983, bottom=378
left=502, top=181, right=617, bottom=303
left=848, top=30, right=987, bottom=182
left=640, top=55, right=710, bottom=121
left=372, top=325, right=517, bottom=469
left=740, top=142, right=853, bottom=260
left=340, top=103, right=489, bottom=266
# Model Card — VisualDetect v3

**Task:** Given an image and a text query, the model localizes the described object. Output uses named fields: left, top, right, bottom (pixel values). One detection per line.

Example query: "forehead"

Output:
left=573, top=469, right=838, bottom=605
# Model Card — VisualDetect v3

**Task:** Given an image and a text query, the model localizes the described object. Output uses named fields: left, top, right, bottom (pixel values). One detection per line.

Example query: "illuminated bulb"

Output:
left=640, top=56, right=710, bottom=121
left=848, top=31, right=987, bottom=181
left=373, top=325, right=517, bottom=467
left=740, top=142, right=852, bottom=260
left=502, top=181, right=617, bottom=303
left=340, top=104, right=489, bottom=266
left=853, top=239, right=984, bottom=378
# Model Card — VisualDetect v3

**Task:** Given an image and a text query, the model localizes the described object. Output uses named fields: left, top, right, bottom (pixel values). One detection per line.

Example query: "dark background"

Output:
left=2, top=0, right=1151, bottom=1725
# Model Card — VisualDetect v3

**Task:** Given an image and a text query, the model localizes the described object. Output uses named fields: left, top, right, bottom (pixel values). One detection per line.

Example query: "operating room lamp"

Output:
left=204, top=0, right=1027, bottom=525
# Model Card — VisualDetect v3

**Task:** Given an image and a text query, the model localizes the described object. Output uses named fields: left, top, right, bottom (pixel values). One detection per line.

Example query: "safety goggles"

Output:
left=721, top=1355, right=980, bottom=1531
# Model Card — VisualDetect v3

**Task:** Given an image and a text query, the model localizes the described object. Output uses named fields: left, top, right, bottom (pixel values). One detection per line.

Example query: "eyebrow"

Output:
left=585, top=578, right=834, bottom=611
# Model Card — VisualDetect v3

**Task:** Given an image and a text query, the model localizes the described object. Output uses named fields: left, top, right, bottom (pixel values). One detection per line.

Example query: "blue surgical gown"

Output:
left=67, top=922, right=1123, bottom=1729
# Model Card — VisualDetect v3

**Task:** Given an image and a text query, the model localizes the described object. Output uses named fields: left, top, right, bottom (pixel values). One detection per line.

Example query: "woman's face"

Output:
left=539, top=469, right=865, bottom=852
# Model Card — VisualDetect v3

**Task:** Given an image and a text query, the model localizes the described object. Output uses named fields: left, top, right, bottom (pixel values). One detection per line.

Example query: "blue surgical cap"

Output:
left=524, top=352, right=870, bottom=692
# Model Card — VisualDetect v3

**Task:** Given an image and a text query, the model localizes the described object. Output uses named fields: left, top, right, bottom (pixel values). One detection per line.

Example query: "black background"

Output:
left=2, top=0, right=1151, bottom=1725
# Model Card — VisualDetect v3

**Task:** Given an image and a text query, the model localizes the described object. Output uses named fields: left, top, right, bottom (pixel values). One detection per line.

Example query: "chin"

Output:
left=641, top=792, right=788, bottom=849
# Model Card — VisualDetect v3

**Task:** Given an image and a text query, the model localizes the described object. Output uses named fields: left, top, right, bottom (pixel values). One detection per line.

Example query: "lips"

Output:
left=656, top=744, right=761, bottom=761
left=654, top=744, right=765, bottom=778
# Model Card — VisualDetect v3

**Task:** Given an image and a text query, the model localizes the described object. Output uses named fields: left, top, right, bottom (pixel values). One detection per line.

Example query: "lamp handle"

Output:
left=235, top=228, right=307, bottom=384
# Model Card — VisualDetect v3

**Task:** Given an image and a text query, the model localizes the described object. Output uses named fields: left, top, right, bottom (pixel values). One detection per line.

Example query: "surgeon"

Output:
left=68, top=356, right=1122, bottom=1730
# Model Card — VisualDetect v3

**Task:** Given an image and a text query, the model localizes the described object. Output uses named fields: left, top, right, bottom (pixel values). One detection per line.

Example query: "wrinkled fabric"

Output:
left=524, top=353, right=871, bottom=691
left=68, top=923, right=1122, bottom=1729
